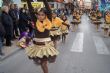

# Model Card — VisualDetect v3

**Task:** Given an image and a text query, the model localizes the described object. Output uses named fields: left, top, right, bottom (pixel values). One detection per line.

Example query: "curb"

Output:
left=0, top=47, right=22, bottom=61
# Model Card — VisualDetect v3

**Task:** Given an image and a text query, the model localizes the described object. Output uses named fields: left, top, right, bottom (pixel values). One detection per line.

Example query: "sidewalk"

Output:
left=0, top=40, right=21, bottom=61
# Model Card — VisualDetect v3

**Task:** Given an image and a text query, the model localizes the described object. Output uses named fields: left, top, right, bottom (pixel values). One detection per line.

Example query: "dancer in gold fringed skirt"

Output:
left=24, top=9, right=59, bottom=73
left=60, top=15, right=70, bottom=43
left=50, top=11, right=69, bottom=48
left=102, top=12, right=110, bottom=37
left=71, top=10, right=81, bottom=32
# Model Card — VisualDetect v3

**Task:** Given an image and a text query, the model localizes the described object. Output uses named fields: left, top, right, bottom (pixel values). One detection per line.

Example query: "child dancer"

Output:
left=102, top=12, right=110, bottom=37
left=25, top=9, right=59, bottom=73
left=61, top=15, right=69, bottom=43
left=71, top=11, right=81, bottom=32
left=50, top=11, right=69, bottom=48
left=93, top=11, right=102, bottom=31
left=17, top=28, right=32, bottom=48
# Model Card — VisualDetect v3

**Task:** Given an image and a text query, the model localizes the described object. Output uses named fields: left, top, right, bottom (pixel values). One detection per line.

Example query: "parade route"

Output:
left=0, top=14, right=110, bottom=73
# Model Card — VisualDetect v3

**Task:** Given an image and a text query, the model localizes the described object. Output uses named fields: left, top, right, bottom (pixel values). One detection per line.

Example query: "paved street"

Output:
left=0, top=14, right=110, bottom=73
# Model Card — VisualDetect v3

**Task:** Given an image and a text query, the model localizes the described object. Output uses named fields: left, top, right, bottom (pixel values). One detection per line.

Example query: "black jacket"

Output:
left=1, top=12, right=13, bottom=36
left=9, top=9, right=17, bottom=22
left=0, top=22, right=5, bottom=36
left=19, top=12, right=29, bottom=29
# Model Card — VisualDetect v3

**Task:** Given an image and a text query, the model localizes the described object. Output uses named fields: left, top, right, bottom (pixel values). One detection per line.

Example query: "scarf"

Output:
left=36, top=18, right=52, bottom=32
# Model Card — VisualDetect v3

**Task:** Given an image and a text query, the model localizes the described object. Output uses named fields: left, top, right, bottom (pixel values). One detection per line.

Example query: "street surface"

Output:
left=0, top=14, right=110, bottom=73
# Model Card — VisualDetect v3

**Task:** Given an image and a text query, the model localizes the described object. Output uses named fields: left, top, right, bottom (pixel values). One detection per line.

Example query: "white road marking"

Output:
left=93, top=36, right=110, bottom=55
left=70, top=32, right=84, bottom=53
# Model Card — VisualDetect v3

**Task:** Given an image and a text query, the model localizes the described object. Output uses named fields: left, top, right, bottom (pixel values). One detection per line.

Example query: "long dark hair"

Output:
left=38, top=8, right=47, bottom=15
left=19, top=8, right=24, bottom=14
left=38, top=8, right=51, bottom=20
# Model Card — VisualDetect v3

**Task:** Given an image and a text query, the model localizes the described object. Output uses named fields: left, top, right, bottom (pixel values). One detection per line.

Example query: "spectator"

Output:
left=1, top=6, right=13, bottom=46
left=57, top=8, right=60, bottom=16
left=19, top=8, right=29, bottom=34
left=25, top=9, right=33, bottom=33
left=14, top=4, right=19, bottom=20
left=9, top=4, right=19, bottom=39
left=14, top=4, right=20, bottom=34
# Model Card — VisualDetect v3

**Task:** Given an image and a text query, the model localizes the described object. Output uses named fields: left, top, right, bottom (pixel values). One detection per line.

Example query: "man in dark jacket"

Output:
left=9, top=4, right=19, bottom=39
left=1, top=6, right=13, bottom=46
left=0, top=22, right=5, bottom=55
left=19, top=8, right=29, bottom=34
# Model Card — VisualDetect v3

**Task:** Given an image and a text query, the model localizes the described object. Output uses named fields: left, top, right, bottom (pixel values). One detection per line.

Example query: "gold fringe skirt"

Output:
left=102, top=24, right=110, bottom=29
left=62, top=29, right=69, bottom=34
left=71, top=21, right=79, bottom=25
left=50, top=29, right=62, bottom=36
left=93, top=21, right=102, bottom=25
left=17, top=37, right=27, bottom=48
left=25, top=41, right=59, bottom=63
left=105, top=22, right=110, bottom=24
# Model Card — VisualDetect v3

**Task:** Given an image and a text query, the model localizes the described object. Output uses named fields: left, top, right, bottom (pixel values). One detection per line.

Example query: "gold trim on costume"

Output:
left=26, top=41, right=59, bottom=58
left=33, top=38, right=51, bottom=42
